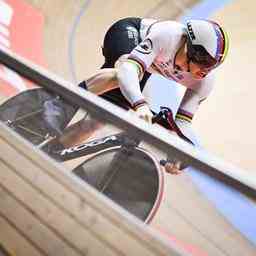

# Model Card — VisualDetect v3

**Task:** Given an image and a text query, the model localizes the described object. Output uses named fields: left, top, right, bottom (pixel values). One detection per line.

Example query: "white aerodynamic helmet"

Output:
left=186, top=19, right=229, bottom=69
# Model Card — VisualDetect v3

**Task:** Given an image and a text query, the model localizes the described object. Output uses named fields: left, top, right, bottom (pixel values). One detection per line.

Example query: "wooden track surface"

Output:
left=193, top=0, right=256, bottom=172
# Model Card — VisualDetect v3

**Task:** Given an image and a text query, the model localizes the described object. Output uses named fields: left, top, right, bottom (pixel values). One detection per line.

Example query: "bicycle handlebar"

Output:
left=152, top=107, right=194, bottom=145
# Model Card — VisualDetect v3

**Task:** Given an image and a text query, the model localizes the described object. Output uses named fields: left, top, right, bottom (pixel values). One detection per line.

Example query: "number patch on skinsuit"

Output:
left=135, top=38, right=153, bottom=54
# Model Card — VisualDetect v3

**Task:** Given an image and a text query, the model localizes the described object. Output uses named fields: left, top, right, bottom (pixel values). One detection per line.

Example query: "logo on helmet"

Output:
left=187, top=22, right=196, bottom=40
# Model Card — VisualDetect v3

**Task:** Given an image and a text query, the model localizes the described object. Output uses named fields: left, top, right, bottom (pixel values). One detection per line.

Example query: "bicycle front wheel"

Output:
left=72, top=146, right=164, bottom=223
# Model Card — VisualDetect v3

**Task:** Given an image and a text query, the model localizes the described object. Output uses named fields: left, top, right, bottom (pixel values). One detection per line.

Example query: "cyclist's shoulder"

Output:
left=143, top=19, right=186, bottom=49
left=145, top=19, right=185, bottom=36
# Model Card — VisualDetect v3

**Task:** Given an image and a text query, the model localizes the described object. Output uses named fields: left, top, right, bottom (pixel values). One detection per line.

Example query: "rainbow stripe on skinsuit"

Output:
left=176, top=109, right=193, bottom=123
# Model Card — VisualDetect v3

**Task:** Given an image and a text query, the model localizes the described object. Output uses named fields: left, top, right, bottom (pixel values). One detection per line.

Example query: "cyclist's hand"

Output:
left=160, top=159, right=185, bottom=175
left=164, top=161, right=183, bottom=175
left=134, top=103, right=153, bottom=124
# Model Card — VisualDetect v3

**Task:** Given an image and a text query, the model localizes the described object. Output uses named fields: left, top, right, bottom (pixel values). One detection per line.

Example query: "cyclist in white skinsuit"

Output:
left=55, top=17, right=229, bottom=174
left=122, top=19, right=219, bottom=148
left=119, top=18, right=227, bottom=121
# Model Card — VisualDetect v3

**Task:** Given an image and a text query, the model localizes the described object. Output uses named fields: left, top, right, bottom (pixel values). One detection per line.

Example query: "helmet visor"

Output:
left=187, top=43, right=217, bottom=69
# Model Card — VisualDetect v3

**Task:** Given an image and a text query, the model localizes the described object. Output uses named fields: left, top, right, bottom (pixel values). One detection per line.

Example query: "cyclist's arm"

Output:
left=117, top=28, right=165, bottom=108
left=77, top=45, right=154, bottom=102
left=116, top=58, right=146, bottom=108
left=78, top=62, right=149, bottom=110
left=175, top=75, right=215, bottom=146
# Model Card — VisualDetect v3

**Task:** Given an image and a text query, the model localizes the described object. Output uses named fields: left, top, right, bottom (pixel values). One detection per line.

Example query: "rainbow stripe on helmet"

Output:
left=210, top=21, right=229, bottom=66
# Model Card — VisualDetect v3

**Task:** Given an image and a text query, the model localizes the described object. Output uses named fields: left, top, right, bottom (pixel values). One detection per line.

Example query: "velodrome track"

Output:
left=193, top=0, right=256, bottom=173
left=0, top=0, right=256, bottom=255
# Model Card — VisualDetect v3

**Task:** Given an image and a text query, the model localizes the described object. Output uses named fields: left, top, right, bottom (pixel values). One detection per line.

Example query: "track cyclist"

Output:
left=45, top=17, right=229, bottom=174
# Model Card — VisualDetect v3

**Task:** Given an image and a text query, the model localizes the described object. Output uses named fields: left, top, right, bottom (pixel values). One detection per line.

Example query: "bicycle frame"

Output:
left=0, top=88, right=166, bottom=223
left=50, top=132, right=139, bottom=162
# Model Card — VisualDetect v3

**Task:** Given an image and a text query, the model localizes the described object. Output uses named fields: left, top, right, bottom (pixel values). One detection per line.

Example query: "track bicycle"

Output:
left=0, top=88, right=189, bottom=223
